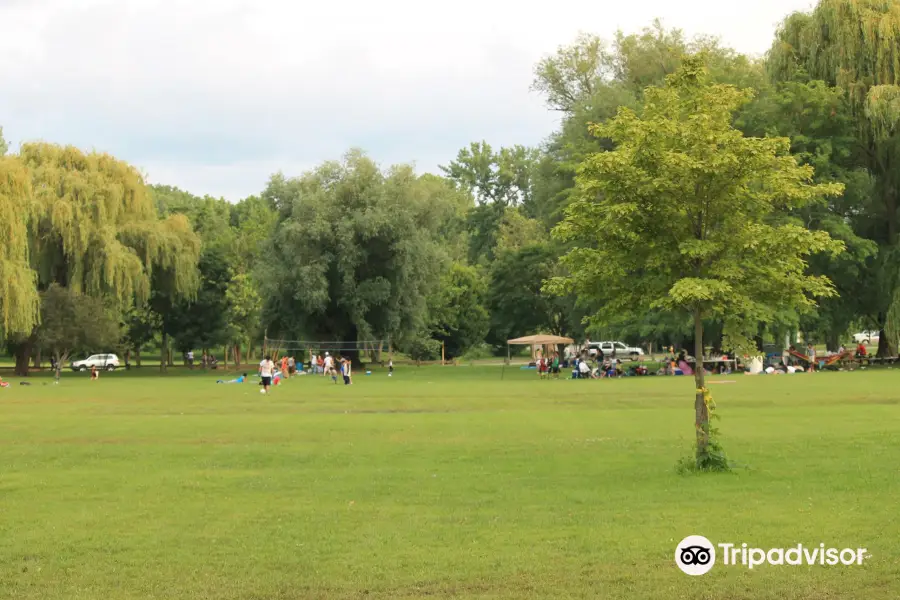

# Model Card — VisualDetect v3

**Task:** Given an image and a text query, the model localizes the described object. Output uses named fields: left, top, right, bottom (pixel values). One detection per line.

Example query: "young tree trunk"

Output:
left=693, top=310, right=709, bottom=461
left=160, top=332, right=169, bottom=373
left=233, top=344, right=242, bottom=367
left=54, top=352, right=64, bottom=382
left=33, top=348, right=42, bottom=370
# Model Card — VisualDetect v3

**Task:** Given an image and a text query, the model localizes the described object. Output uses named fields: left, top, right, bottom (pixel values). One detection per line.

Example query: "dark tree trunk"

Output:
left=160, top=332, right=169, bottom=373
left=825, top=331, right=841, bottom=353
left=136, top=348, right=142, bottom=368
left=13, top=339, right=33, bottom=377
left=753, top=335, right=764, bottom=352
left=693, top=311, right=708, bottom=461
left=877, top=327, right=895, bottom=357
left=32, top=348, right=42, bottom=370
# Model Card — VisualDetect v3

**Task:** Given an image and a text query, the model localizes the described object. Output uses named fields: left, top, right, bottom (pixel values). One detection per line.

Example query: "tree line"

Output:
left=3, top=0, right=900, bottom=377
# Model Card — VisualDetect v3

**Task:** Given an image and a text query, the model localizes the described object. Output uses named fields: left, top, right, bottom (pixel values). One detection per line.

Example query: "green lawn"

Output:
left=1, top=366, right=899, bottom=599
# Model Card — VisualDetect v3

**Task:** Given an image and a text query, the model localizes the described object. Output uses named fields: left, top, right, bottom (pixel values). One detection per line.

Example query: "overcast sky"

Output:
left=0, top=0, right=815, bottom=200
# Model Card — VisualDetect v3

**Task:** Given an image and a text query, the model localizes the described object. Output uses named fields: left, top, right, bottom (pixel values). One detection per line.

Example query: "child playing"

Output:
left=90, top=366, right=99, bottom=381
left=216, top=373, right=248, bottom=384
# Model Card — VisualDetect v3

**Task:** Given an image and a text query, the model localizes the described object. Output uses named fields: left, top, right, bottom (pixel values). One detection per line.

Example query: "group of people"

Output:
left=213, top=351, right=367, bottom=391
left=536, top=353, right=561, bottom=379
left=570, top=354, right=647, bottom=379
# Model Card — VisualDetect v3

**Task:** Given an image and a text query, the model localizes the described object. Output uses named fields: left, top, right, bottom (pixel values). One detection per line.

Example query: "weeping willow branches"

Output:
left=0, top=143, right=200, bottom=339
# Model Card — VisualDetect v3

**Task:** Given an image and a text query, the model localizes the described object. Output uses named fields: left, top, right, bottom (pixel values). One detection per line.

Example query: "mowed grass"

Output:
left=2, top=366, right=900, bottom=599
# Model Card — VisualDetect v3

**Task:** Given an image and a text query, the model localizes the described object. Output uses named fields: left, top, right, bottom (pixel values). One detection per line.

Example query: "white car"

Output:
left=587, top=341, right=645, bottom=360
left=71, top=353, right=120, bottom=372
left=852, top=331, right=880, bottom=344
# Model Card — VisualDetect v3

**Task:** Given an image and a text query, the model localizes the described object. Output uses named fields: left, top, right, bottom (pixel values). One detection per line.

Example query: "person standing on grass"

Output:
left=341, top=357, right=352, bottom=385
left=807, top=342, right=817, bottom=373
left=90, top=365, right=99, bottom=381
left=552, top=353, right=560, bottom=379
left=259, top=355, right=275, bottom=394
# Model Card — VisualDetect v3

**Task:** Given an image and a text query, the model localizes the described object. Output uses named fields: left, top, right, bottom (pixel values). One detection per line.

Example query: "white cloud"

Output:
left=0, top=0, right=816, bottom=200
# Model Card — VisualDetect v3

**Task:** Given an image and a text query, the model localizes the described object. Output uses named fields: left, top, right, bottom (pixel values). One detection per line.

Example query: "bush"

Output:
left=404, top=338, right=441, bottom=365
left=460, top=343, right=494, bottom=361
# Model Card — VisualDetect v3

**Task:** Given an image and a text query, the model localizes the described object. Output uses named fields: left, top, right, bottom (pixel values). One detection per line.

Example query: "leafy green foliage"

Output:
left=402, top=336, right=442, bottom=364
left=37, top=284, right=123, bottom=377
left=740, top=77, right=879, bottom=348
left=549, top=58, right=843, bottom=466
left=262, top=150, right=452, bottom=354
left=427, top=263, right=490, bottom=359
left=550, top=58, right=844, bottom=353
left=769, top=0, right=900, bottom=353
left=488, top=243, right=583, bottom=347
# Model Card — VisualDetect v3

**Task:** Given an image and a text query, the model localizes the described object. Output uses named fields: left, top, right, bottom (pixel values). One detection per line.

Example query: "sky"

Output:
left=0, top=0, right=816, bottom=201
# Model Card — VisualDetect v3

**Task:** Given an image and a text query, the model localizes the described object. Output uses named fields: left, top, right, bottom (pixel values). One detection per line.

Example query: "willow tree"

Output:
left=0, top=154, right=39, bottom=338
left=548, top=58, right=843, bottom=471
left=769, top=0, right=900, bottom=354
left=5, top=143, right=200, bottom=375
left=261, top=150, right=451, bottom=365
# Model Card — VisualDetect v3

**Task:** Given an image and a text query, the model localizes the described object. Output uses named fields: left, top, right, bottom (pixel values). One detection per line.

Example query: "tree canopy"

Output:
left=261, top=151, right=458, bottom=360
left=548, top=57, right=843, bottom=468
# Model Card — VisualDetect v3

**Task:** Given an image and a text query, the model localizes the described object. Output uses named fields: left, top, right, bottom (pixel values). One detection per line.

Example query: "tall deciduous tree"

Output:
left=0, top=153, right=39, bottom=338
left=261, top=150, right=450, bottom=363
left=548, top=58, right=843, bottom=470
left=427, top=263, right=490, bottom=358
left=488, top=243, right=583, bottom=348
left=738, top=77, right=878, bottom=348
left=768, top=0, right=900, bottom=354
left=4, top=143, right=200, bottom=375
left=441, top=142, right=539, bottom=264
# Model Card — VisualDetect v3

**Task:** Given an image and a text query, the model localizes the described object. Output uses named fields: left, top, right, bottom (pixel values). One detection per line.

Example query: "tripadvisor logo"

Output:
left=675, top=535, right=869, bottom=576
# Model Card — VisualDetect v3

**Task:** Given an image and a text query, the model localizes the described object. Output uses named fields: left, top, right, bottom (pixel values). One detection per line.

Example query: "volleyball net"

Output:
left=261, top=337, right=390, bottom=362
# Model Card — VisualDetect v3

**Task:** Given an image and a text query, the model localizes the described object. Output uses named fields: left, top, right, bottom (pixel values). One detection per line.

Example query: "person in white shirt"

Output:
left=324, top=353, right=336, bottom=378
left=259, top=355, right=275, bottom=394
left=578, top=360, right=591, bottom=379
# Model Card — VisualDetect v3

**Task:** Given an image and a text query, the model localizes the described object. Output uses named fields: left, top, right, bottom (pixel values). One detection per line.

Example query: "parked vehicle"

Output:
left=71, top=353, right=120, bottom=372
left=587, top=341, right=644, bottom=360
left=852, top=331, right=880, bottom=344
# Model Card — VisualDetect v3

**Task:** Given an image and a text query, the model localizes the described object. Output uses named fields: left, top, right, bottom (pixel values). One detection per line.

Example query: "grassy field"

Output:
left=2, top=366, right=899, bottom=599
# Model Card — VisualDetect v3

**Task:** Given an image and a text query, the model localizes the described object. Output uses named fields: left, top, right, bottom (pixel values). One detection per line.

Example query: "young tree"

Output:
left=37, top=285, right=122, bottom=381
left=548, top=58, right=844, bottom=470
